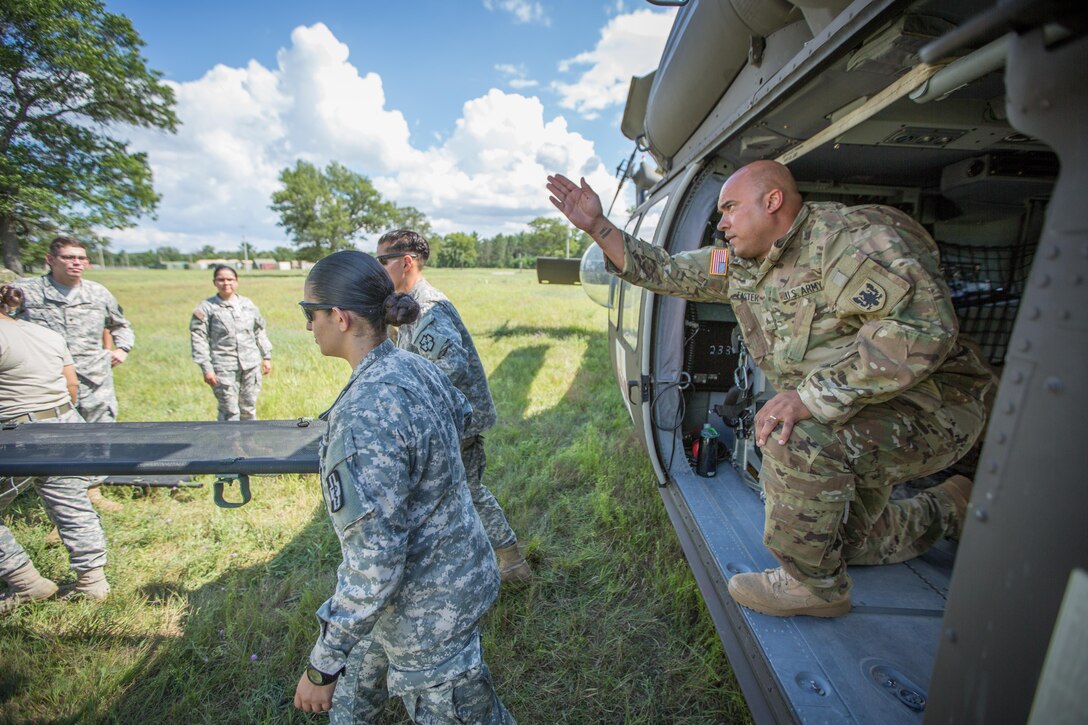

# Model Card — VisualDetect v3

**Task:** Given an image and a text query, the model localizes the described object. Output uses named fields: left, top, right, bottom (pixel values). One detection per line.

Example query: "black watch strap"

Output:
left=305, top=665, right=341, bottom=686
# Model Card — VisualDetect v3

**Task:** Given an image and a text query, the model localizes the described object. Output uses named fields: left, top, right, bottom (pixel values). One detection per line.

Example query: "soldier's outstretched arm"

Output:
left=546, top=174, right=625, bottom=268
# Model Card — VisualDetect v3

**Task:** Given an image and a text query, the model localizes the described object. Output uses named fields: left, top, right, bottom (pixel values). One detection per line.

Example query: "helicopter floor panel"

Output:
left=661, top=452, right=952, bottom=724
left=0, top=420, right=324, bottom=477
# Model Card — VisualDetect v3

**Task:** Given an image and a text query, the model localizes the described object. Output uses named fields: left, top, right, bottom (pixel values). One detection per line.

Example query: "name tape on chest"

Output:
left=780, top=281, right=824, bottom=302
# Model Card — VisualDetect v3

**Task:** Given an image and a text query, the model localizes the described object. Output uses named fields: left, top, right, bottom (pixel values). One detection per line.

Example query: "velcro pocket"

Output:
left=784, top=298, right=817, bottom=363
left=732, top=303, right=768, bottom=361
left=321, top=431, right=374, bottom=533
left=764, top=474, right=854, bottom=568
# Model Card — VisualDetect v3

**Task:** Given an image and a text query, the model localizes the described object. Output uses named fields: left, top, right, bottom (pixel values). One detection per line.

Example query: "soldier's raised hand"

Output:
left=547, top=174, right=604, bottom=234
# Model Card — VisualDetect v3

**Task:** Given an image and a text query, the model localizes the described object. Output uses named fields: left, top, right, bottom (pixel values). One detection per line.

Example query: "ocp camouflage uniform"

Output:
left=313, top=339, right=512, bottom=724
left=609, top=202, right=995, bottom=598
left=395, top=279, right=516, bottom=550
left=16, top=274, right=134, bottom=422
left=189, top=294, right=272, bottom=420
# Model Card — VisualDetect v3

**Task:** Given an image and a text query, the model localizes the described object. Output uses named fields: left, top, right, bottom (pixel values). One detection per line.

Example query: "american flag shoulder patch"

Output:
left=709, top=247, right=730, bottom=276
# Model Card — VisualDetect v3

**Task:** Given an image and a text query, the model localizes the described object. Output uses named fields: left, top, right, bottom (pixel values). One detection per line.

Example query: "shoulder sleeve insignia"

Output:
left=325, top=470, right=344, bottom=512
left=192, top=307, right=206, bottom=321
left=417, top=332, right=436, bottom=352
left=709, top=247, right=730, bottom=276
left=849, top=279, right=887, bottom=312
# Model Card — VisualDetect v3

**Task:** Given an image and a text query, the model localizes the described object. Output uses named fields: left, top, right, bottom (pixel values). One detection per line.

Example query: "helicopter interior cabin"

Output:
left=584, top=0, right=1066, bottom=722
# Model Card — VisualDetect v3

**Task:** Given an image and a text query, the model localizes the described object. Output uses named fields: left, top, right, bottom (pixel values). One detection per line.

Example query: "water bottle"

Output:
left=696, top=423, right=718, bottom=477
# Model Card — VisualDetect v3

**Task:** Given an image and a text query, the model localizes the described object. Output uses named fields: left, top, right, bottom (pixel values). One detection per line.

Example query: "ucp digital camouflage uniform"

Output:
left=395, top=279, right=516, bottom=550
left=609, top=202, right=994, bottom=598
left=16, top=274, right=134, bottom=422
left=0, top=408, right=107, bottom=580
left=189, top=294, right=272, bottom=421
left=0, top=321, right=106, bottom=580
left=313, top=340, right=512, bottom=724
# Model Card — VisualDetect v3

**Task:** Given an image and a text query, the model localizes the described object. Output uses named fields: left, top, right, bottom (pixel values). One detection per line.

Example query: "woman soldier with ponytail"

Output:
left=293, top=251, right=513, bottom=724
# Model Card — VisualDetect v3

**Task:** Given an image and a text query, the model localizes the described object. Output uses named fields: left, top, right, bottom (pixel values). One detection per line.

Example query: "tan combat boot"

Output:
left=87, top=485, right=124, bottom=513
left=2, top=561, right=59, bottom=611
left=728, top=567, right=851, bottom=618
left=931, top=475, right=973, bottom=539
left=496, top=544, right=531, bottom=584
left=73, top=567, right=110, bottom=602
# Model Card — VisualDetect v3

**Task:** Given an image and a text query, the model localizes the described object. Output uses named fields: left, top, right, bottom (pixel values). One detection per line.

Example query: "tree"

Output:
left=0, top=0, right=178, bottom=273
left=270, top=160, right=393, bottom=261
left=271, top=245, right=296, bottom=262
left=387, top=203, right=431, bottom=237
left=434, top=231, right=478, bottom=268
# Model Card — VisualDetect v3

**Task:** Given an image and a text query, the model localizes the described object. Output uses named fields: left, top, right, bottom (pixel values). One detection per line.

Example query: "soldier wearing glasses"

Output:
left=376, top=230, right=531, bottom=583
left=16, top=236, right=133, bottom=513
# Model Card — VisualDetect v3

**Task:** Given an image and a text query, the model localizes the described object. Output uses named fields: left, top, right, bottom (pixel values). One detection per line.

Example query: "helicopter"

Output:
left=539, top=0, right=1086, bottom=721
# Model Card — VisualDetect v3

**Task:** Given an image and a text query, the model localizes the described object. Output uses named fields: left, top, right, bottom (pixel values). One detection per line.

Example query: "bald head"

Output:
left=716, top=161, right=804, bottom=260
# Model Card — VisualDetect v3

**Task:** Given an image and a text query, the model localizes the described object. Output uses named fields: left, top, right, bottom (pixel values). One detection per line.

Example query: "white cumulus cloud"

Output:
left=552, top=8, right=675, bottom=120
left=116, top=22, right=614, bottom=252
left=482, top=0, right=548, bottom=25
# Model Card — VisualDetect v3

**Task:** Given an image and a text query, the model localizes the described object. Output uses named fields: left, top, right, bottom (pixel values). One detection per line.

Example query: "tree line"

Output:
left=1, top=0, right=592, bottom=274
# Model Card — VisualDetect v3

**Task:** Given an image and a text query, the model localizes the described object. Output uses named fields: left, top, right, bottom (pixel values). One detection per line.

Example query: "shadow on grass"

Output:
left=2, top=326, right=746, bottom=723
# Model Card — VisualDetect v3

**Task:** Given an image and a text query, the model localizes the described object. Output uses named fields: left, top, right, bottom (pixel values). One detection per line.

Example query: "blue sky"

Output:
left=101, top=0, right=677, bottom=253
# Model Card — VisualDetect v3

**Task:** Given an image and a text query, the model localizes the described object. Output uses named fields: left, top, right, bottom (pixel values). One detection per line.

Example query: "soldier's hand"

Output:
left=755, top=390, right=812, bottom=447
left=203, top=371, right=219, bottom=387
left=547, top=174, right=604, bottom=234
left=293, top=673, right=335, bottom=713
left=110, top=349, right=128, bottom=367
left=262, top=359, right=272, bottom=375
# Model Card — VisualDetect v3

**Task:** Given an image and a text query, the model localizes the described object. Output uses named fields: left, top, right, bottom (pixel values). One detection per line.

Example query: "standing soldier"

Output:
left=547, top=161, right=993, bottom=618
left=17, top=236, right=134, bottom=513
left=294, top=251, right=513, bottom=723
left=1, top=282, right=110, bottom=608
left=189, top=265, right=272, bottom=420
left=376, top=230, right=531, bottom=583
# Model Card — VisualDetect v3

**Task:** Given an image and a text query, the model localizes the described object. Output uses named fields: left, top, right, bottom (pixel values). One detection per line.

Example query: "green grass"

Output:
left=1, top=268, right=749, bottom=723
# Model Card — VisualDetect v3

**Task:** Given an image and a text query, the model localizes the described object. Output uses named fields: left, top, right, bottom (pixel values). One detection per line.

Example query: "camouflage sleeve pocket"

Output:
left=321, top=431, right=375, bottom=533
left=833, top=256, right=910, bottom=318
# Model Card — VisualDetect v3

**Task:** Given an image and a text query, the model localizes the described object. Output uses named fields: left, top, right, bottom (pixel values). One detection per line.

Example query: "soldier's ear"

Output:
left=764, top=189, right=784, bottom=214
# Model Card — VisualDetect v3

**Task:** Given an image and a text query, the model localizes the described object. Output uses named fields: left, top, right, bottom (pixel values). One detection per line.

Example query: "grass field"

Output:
left=1, top=267, right=750, bottom=723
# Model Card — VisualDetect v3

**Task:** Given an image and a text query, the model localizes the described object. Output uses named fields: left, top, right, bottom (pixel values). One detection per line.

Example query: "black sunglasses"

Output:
left=298, top=301, right=338, bottom=323
left=375, top=252, right=416, bottom=266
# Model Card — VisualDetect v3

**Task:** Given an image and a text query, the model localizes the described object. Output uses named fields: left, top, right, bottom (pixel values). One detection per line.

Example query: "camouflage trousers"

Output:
left=77, top=376, right=118, bottom=422
left=759, top=392, right=987, bottom=599
left=211, top=366, right=262, bottom=421
left=0, top=409, right=107, bottom=578
left=330, top=627, right=514, bottom=724
left=461, top=436, right=516, bottom=550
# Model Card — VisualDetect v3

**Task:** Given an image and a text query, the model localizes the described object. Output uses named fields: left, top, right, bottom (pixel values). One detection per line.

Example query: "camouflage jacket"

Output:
left=310, top=340, right=498, bottom=676
left=395, top=279, right=497, bottom=437
left=189, top=294, right=272, bottom=374
left=16, top=274, right=134, bottom=387
left=609, top=202, right=994, bottom=426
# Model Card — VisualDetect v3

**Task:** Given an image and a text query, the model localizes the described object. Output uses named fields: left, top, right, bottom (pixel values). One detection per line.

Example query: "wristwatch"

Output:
left=305, top=665, right=341, bottom=686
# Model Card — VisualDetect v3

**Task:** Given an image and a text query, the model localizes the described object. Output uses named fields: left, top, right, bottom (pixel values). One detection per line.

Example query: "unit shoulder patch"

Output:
left=849, top=278, right=887, bottom=312
left=192, top=307, right=206, bottom=321
left=325, top=469, right=344, bottom=512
